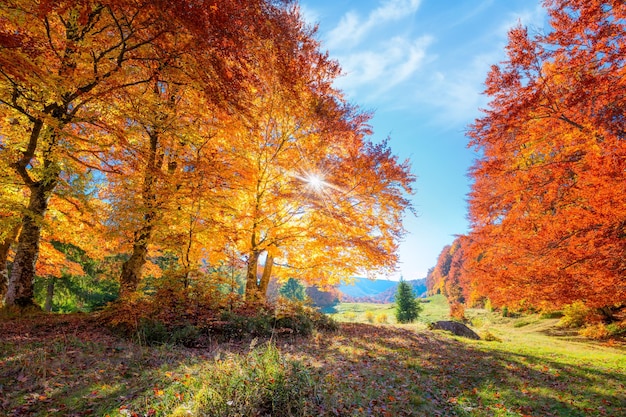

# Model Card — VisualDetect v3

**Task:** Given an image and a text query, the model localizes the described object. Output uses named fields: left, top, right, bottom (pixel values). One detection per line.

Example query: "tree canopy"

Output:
left=432, top=0, right=626, bottom=314
left=0, top=0, right=415, bottom=308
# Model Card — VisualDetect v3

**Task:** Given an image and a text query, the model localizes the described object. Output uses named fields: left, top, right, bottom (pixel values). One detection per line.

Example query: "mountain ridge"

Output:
left=339, top=277, right=427, bottom=303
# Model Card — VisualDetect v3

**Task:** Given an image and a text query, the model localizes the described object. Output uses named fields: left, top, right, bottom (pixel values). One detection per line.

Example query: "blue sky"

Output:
left=299, top=0, right=548, bottom=280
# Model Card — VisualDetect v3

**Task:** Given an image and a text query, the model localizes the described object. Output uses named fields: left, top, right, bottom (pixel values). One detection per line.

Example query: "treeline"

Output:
left=428, top=0, right=625, bottom=319
left=0, top=0, right=414, bottom=310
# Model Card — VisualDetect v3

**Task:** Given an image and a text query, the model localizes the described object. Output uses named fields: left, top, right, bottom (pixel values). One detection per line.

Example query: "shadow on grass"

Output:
left=291, top=323, right=626, bottom=417
left=1, top=317, right=624, bottom=417
left=0, top=314, right=216, bottom=416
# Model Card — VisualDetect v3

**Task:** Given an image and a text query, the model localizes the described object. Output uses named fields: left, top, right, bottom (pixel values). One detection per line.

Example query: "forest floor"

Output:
left=1, top=298, right=625, bottom=416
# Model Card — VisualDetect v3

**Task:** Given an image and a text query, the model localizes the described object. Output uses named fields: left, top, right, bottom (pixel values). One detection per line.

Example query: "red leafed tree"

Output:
left=466, top=0, right=626, bottom=312
left=427, top=244, right=452, bottom=296
left=427, top=237, right=471, bottom=305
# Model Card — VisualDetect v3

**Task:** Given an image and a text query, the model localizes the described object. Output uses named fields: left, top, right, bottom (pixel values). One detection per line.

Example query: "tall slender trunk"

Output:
left=245, top=249, right=261, bottom=301
left=0, top=223, right=21, bottom=304
left=245, top=250, right=275, bottom=302
left=6, top=180, right=57, bottom=307
left=258, top=252, right=274, bottom=297
left=119, top=131, right=162, bottom=298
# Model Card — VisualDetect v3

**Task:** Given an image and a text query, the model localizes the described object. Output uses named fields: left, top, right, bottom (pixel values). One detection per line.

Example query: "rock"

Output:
left=428, top=320, right=481, bottom=340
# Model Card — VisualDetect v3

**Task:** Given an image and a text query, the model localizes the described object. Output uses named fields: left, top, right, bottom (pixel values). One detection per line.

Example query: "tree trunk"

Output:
left=0, top=223, right=20, bottom=304
left=245, top=250, right=261, bottom=302
left=258, top=252, right=274, bottom=297
left=245, top=250, right=275, bottom=302
left=119, top=227, right=152, bottom=298
left=5, top=182, right=56, bottom=308
left=118, top=131, right=162, bottom=299
left=44, top=277, right=55, bottom=312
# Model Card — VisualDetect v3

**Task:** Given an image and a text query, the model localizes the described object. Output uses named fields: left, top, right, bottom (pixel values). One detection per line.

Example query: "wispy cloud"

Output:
left=318, top=0, right=427, bottom=101
left=334, top=35, right=433, bottom=99
left=424, top=4, right=548, bottom=126
left=326, top=0, right=421, bottom=49
left=308, top=0, right=547, bottom=127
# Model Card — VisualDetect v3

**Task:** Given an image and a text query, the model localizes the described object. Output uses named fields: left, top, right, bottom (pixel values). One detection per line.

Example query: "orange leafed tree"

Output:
left=426, top=237, right=470, bottom=305
left=224, top=17, right=415, bottom=300
left=1, top=0, right=416, bottom=309
left=0, top=0, right=175, bottom=307
left=466, top=0, right=626, bottom=312
left=0, top=0, right=323, bottom=306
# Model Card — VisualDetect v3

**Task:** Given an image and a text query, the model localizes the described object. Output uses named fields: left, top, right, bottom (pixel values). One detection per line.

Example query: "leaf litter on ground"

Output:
left=1, top=313, right=625, bottom=416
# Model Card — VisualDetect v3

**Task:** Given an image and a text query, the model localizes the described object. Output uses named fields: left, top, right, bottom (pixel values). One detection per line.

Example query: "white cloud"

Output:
left=319, top=0, right=429, bottom=101
left=327, top=0, right=422, bottom=49
left=371, top=0, right=421, bottom=22
left=334, top=35, right=433, bottom=100
left=410, top=4, right=548, bottom=128
left=310, top=0, right=547, bottom=126
left=327, top=12, right=363, bottom=48
left=391, top=36, right=431, bottom=83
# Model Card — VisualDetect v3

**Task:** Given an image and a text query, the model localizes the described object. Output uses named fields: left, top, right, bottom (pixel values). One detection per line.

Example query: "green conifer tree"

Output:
left=279, top=278, right=307, bottom=301
left=395, top=279, right=422, bottom=323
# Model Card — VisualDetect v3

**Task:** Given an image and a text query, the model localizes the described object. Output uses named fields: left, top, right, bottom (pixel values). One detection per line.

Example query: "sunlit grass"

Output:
left=2, top=298, right=624, bottom=416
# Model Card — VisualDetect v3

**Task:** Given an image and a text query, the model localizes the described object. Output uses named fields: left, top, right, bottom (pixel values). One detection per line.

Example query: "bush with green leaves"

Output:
left=34, top=274, right=119, bottom=313
left=559, top=301, right=592, bottom=328
left=395, top=280, right=422, bottom=323
left=102, top=285, right=337, bottom=345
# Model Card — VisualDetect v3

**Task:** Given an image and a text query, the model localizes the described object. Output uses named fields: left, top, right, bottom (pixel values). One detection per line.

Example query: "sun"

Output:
left=306, top=173, right=325, bottom=191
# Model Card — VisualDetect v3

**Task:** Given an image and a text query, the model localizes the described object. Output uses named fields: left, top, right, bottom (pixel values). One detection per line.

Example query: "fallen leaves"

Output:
left=1, top=315, right=625, bottom=416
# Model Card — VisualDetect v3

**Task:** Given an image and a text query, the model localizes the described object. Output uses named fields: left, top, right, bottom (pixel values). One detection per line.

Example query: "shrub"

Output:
left=218, top=307, right=274, bottom=337
left=376, top=313, right=388, bottom=324
left=559, top=301, right=592, bottom=328
left=501, top=306, right=509, bottom=317
left=365, top=311, right=375, bottom=323
left=136, top=318, right=170, bottom=345
left=606, top=322, right=626, bottom=337
left=481, top=330, right=502, bottom=342
left=273, top=299, right=336, bottom=335
left=101, top=284, right=336, bottom=344
left=449, top=302, right=466, bottom=321
left=344, top=312, right=357, bottom=321
left=579, top=323, right=610, bottom=339
left=580, top=322, right=626, bottom=340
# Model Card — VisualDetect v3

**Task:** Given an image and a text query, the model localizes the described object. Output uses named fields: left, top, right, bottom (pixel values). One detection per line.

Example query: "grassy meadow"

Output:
left=1, top=296, right=624, bottom=416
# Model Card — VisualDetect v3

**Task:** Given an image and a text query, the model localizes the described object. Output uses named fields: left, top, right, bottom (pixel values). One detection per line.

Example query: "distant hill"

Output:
left=338, top=277, right=397, bottom=299
left=373, top=279, right=428, bottom=303
left=339, top=277, right=427, bottom=303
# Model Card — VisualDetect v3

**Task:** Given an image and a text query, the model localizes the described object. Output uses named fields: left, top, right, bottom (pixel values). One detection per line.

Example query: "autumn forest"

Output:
left=1, top=0, right=625, bottom=416
left=0, top=0, right=414, bottom=310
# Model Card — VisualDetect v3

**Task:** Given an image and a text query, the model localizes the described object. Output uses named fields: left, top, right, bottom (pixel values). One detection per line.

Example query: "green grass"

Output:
left=331, top=302, right=396, bottom=323
left=330, top=294, right=451, bottom=325
left=1, top=297, right=624, bottom=416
